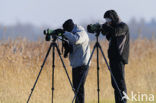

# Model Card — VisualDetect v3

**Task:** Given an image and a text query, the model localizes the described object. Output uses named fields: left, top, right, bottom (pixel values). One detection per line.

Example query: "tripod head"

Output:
left=95, top=31, right=101, bottom=37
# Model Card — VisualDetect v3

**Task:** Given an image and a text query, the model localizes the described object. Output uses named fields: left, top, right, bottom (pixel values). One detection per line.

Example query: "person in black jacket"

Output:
left=101, top=10, right=129, bottom=103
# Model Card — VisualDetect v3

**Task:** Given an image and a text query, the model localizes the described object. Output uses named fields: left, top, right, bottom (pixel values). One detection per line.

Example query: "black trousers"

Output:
left=72, top=65, right=87, bottom=103
left=110, top=60, right=127, bottom=103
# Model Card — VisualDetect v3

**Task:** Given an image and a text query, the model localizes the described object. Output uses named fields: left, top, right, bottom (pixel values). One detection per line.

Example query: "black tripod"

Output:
left=72, top=33, right=123, bottom=103
left=27, top=36, right=75, bottom=103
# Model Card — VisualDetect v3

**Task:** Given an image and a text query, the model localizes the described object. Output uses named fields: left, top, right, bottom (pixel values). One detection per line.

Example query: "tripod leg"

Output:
left=27, top=43, right=52, bottom=103
left=54, top=44, right=74, bottom=91
left=96, top=43, right=100, bottom=103
left=54, top=43, right=83, bottom=103
left=72, top=43, right=97, bottom=103
left=52, top=45, right=55, bottom=103
left=98, top=44, right=123, bottom=98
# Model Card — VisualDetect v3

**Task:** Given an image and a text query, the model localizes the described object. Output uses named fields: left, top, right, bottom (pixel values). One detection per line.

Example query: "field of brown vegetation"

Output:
left=0, top=38, right=156, bottom=103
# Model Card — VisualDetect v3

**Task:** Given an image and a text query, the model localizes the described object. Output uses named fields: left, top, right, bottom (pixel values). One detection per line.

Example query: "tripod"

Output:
left=72, top=33, right=123, bottom=103
left=27, top=36, right=75, bottom=103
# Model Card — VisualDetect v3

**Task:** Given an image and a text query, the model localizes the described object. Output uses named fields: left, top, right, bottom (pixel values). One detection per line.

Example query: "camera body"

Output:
left=87, top=23, right=112, bottom=36
left=87, top=23, right=101, bottom=34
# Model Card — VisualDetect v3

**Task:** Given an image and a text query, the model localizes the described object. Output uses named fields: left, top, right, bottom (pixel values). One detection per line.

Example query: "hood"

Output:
left=104, top=10, right=120, bottom=23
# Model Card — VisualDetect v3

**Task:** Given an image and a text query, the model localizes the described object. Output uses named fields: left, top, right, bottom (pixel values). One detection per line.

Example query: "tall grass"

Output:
left=0, top=38, right=156, bottom=103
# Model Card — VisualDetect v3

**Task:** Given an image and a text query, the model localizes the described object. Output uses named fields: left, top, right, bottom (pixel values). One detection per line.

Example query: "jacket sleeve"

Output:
left=63, top=31, right=79, bottom=45
left=63, top=30, right=87, bottom=45
left=103, top=22, right=128, bottom=41
left=106, top=34, right=111, bottom=41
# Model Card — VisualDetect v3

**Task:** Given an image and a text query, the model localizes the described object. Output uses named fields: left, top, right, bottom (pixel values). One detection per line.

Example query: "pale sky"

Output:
left=0, top=0, right=156, bottom=26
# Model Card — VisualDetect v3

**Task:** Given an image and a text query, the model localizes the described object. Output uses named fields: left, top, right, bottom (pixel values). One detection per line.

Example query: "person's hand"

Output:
left=101, top=23, right=114, bottom=35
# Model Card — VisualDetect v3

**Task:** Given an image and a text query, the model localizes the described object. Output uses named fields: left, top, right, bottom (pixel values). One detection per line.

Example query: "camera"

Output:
left=43, top=28, right=64, bottom=41
left=87, top=23, right=112, bottom=36
left=87, top=23, right=101, bottom=33
left=43, top=28, right=72, bottom=58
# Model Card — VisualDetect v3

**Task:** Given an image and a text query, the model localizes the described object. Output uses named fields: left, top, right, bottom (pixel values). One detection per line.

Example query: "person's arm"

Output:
left=101, top=22, right=128, bottom=39
left=63, top=31, right=79, bottom=45
left=63, top=27, right=87, bottom=45
left=101, top=23, right=113, bottom=41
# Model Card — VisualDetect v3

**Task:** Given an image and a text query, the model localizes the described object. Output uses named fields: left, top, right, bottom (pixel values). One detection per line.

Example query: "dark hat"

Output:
left=63, top=19, right=74, bottom=32
left=104, top=10, right=119, bottom=23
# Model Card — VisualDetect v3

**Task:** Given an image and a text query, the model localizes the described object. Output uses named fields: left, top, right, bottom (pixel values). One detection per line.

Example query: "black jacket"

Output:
left=105, top=22, right=130, bottom=64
